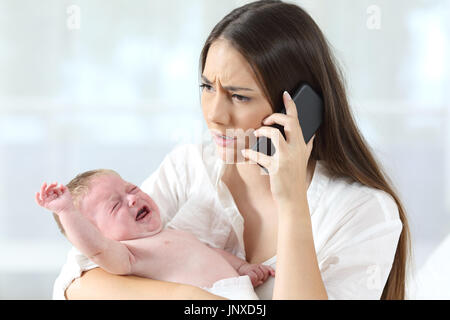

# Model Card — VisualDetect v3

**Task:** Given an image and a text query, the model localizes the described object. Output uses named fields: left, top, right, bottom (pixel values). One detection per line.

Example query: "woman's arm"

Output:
left=273, top=199, right=327, bottom=299
left=65, top=268, right=227, bottom=300
left=243, top=91, right=327, bottom=299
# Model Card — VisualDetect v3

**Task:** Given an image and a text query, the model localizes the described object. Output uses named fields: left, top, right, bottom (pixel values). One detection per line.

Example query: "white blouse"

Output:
left=53, top=138, right=402, bottom=300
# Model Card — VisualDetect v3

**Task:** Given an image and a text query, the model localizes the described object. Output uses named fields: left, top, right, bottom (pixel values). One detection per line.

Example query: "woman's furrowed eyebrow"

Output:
left=201, top=75, right=254, bottom=92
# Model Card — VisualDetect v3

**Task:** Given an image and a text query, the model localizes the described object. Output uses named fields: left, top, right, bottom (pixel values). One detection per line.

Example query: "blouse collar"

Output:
left=202, top=137, right=330, bottom=259
left=205, top=137, right=330, bottom=217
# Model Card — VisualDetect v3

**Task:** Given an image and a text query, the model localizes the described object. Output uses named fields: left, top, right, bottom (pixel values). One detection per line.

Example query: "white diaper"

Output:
left=201, top=275, right=259, bottom=300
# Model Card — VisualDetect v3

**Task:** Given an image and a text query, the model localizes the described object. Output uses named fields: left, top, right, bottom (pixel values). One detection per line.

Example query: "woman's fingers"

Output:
left=282, top=91, right=307, bottom=144
left=242, top=126, right=286, bottom=173
left=283, top=91, right=298, bottom=118
left=254, top=126, right=285, bottom=152
left=241, top=148, right=271, bottom=169
left=262, top=113, right=296, bottom=143
left=261, top=90, right=306, bottom=144
left=262, top=112, right=290, bottom=127
left=306, top=134, right=316, bottom=151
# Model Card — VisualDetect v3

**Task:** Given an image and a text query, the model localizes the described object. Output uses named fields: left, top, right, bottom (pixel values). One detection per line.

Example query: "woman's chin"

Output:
left=215, top=146, right=237, bottom=164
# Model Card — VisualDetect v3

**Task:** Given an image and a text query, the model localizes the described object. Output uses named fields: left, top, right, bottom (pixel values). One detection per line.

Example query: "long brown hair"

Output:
left=200, top=0, right=411, bottom=299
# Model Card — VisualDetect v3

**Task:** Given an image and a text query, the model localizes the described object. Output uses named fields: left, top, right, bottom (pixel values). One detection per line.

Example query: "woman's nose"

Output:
left=207, top=92, right=230, bottom=125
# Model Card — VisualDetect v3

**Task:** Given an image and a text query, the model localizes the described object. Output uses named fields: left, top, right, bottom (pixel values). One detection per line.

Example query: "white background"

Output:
left=0, top=0, right=449, bottom=299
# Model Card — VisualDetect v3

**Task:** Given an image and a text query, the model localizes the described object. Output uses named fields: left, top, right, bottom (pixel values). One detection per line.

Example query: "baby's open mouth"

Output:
left=136, top=205, right=151, bottom=221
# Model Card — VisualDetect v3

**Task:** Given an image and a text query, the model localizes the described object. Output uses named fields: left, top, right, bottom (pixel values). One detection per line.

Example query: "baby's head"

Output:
left=54, top=169, right=162, bottom=241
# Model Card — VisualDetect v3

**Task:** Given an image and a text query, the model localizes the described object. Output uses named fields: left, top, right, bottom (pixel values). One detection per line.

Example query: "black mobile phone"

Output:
left=250, top=83, right=324, bottom=172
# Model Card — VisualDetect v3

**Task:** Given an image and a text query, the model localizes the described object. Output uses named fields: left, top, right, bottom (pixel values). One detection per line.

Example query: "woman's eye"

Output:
left=232, top=94, right=250, bottom=102
left=200, top=83, right=214, bottom=92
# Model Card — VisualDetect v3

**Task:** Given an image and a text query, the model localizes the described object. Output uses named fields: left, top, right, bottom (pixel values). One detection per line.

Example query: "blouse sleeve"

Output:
left=139, top=145, right=189, bottom=227
left=317, top=190, right=403, bottom=300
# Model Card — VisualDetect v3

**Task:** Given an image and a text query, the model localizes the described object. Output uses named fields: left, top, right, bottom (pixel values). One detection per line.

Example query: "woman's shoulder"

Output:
left=316, top=161, right=400, bottom=223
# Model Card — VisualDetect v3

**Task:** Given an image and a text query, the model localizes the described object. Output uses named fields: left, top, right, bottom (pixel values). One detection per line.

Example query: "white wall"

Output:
left=0, top=0, right=448, bottom=299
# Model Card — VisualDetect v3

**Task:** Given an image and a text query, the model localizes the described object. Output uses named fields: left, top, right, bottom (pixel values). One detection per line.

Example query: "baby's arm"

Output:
left=36, top=182, right=135, bottom=275
left=207, top=245, right=275, bottom=287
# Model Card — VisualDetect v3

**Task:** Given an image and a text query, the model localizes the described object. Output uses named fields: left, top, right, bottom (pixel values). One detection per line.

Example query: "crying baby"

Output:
left=36, top=169, right=274, bottom=299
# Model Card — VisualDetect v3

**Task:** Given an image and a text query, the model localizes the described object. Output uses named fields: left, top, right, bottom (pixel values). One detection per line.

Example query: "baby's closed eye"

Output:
left=111, top=201, right=121, bottom=214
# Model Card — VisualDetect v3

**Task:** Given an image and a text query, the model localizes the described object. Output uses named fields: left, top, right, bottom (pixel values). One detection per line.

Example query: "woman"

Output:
left=62, top=0, right=410, bottom=299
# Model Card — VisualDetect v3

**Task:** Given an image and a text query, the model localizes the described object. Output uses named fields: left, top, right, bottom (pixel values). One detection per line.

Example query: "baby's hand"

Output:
left=35, top=182, right=74, bottom=215
left=238, top=263, right=275, bottom=287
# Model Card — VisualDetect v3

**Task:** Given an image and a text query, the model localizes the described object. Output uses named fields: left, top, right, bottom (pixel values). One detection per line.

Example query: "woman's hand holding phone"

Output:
left=241, top=91, right=315, bottom=211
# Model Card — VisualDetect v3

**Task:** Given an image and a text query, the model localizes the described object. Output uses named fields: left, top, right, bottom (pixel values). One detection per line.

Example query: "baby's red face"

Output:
left=78, top=173, right=162, bottom=241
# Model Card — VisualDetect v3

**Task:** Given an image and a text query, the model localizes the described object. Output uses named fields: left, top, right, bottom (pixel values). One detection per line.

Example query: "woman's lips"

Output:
left=212, top=132, right=236, bottom=147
